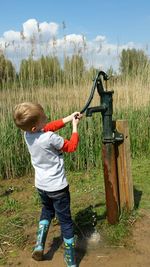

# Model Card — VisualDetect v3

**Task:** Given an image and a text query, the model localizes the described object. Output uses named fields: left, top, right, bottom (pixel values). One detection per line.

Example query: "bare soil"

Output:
left=6, top=210, right=150, bottom=267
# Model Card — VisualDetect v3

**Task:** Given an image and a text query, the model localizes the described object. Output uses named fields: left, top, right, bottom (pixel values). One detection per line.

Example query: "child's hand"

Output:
left=63, top=112, right=82, bottom=124
left=74, top=113, right=83, bottom=120
left=72, top=116, right=80, bottom=127
left=72, top=113, right=82, bottom=125
left=70, top=112, right=80, bottom=121
left=72, top=113, right=82, bottom=132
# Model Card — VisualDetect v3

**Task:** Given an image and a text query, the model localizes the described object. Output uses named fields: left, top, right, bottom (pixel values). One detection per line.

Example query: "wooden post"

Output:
left=102, top=143, right=120, bottom=224
left=115, top=120, right=134, bottom=211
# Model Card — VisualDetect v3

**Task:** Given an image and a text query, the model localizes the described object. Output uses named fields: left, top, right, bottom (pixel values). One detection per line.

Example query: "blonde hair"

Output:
left=13, top=102, right=45, bottom=131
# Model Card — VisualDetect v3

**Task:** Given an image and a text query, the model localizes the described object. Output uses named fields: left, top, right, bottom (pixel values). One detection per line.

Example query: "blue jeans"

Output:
left=37, top=186, right=74, bottom=239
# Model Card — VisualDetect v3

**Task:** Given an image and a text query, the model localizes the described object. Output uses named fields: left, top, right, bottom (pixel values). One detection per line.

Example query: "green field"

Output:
left=0, top=83, right=150, bottom=179
left=0, top=156, right=149, bottom=265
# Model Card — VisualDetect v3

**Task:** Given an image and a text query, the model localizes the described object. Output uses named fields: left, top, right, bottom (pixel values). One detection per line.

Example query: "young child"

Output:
left=13, top=102, right=82, bottom=267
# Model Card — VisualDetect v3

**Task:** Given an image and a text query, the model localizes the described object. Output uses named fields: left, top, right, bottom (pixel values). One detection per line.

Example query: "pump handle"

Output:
left=80, top=71, right=109, bottom=114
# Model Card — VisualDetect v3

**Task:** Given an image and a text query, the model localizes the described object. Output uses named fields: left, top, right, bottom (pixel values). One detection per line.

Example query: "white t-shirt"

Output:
left=24, top=131, right=68, bottom=192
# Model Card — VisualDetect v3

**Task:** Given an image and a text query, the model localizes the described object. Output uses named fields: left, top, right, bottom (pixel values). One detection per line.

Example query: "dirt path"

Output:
left=6, top=210, right=150, bottom=267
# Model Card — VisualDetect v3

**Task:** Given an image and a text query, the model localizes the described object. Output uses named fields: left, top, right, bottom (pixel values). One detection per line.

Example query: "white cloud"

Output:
left=65, top=34, right=83, bottom=43
left=23, top=19, right=39, bottom=38
left=0, top=37, right=6, bottom=49
left=94, top=35, right=106, bottom=42
left=3, top=31, right=21, bottom=42
left=20, top=19, right=59, bottom=42
left=39, top=22, right=58, bottom=35
left=0, top=18, right=144, bottom=71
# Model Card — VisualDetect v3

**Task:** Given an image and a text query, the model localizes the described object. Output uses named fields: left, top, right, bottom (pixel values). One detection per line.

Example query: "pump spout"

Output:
left=86, top=104, right=107, bottom=117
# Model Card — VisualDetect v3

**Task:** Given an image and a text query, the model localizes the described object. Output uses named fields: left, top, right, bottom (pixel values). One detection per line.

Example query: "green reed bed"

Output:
left=0, top=105, right=150, bottom=179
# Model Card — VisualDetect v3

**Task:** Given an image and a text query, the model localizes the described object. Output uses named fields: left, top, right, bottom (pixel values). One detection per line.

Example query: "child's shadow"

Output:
left=43, top=236, right=63, bottom=261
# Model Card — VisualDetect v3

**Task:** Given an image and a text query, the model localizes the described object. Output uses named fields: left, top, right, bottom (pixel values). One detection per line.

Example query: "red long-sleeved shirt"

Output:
left=43, top=119, right=79, bottom=152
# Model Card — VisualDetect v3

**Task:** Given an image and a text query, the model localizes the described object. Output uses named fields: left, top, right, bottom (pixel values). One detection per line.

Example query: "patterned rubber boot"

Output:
left=64, top=237, right=76, bottom=267
left=32, top=219, right=49, bottom=261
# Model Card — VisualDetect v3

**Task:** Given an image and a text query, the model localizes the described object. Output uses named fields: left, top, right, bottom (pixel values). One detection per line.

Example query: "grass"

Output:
left=132, top=157, right=150, bottom=209
left=0, top=69, right=150, bottom=179
left=0, top=157, right=149, bottom=265
left=0, top=104, right=150, bottom=179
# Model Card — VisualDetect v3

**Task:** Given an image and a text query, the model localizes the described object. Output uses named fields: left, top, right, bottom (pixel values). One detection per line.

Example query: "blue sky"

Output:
left=0, top=0, right=150, bottom=70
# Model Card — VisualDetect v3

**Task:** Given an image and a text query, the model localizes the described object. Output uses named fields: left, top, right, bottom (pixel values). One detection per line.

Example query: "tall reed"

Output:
left=0, top=78, right=150, bottom=179
left=0, top=47, right=150, bottom=179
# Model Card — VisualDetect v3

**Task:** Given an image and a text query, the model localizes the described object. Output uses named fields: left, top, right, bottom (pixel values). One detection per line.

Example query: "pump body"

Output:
left=81, top=71, right=124, bottom=224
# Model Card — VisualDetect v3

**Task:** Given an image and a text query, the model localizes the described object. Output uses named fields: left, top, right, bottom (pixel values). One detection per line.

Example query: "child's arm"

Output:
left=43, top=119, right=65, bottom=132
left=49, top=114, right=81, bottom=152
left=62, top=133, right=79, bottom=152
left=61, top=115, right=80, bottom=153
left=43, top=112, right=80, bottom=132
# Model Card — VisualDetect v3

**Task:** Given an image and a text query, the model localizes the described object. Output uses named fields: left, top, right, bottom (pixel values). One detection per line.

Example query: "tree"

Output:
left=119, top=48, right=149, bottom=77
left=19, top=55, right=62, bottom=87
left=63, top=54, right=85, bottom=86
left=0, top=52, right=16, bottom=88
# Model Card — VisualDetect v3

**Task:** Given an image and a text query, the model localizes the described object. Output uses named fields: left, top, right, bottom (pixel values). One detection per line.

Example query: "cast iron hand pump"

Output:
left=80, top=71, right=123, bottom=143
